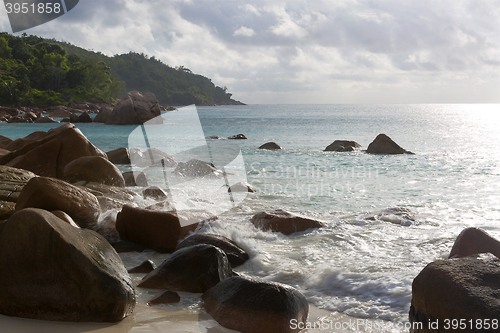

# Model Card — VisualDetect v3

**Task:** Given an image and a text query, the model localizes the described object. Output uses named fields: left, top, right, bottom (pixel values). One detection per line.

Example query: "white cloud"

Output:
left=0, top=0, right=498, bottom=103
left=233, top=26, right=256, bottom=37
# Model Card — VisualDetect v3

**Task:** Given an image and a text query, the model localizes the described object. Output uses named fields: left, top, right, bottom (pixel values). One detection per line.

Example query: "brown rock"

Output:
left=122, top=171, right=149, bottom=187
left=228, top=134, right=247, bottom=140
left=110, top=240, right=145, bottom=253
left=115, top=205, right=216, bottom=253
left=0, top=165, right=36, bottom=206
left=50, top=210, right=80, bottom=228
left=366, top=134, right=414, bottom=155
left=258, top=142, right=282, bottom=150
left=93, top=106, right=113, bottom=123
left=0, top=124, right=106, bottom=178
left=409, top=255, right=500, bottom=332
left=130, top=148, right=177, bottom=168
left=35, top=116, right=57, bottom=123
left=0, top=208, right=135, bottom=322
left=0, top=201, right=16, bottom=220
left=106, top=91, right=162, bottom=125
left=176, top=234, right=249, bottom=268
left=106, top=148, right=131, bottom=165
left=147, top=291, right=180, bottom=305
left=142, top=186, right=168, bottom=201
left=49, top=109, right=72, bottom=118
left=202, top=276, right=309, bottom=333
left=0, top=135, right=13, bottom=149
left=5, top=131, right=46, bottom=151
left=63, top=156, right=126, bottom=187
left=324, top=140, right=361, bottom=152
left=0, top=148, right=9, bottom=158
left=15, top=177, right=100, bottom=229
left=78, top=111, right=92, bottom=123
left=128, top=260, right=156, bottom=274
left=252, top=209, right=325, bottom=235
left=138, top=244, right=232, bottom=292
left=6, top=138, right=61, bottom=178
left=174, top=159, right=218, bottom=177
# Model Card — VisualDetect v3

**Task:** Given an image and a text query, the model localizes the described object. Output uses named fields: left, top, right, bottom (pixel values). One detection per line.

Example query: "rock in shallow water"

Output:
left=202, top=276, right=309, bottom=333
left=138, top=244, right=232, bottom=292
left=324, top=140, right=361, bottom=152
left=147, top=290, right=180, bottom=305
left=252, top=209, right=325, bottom=235
left=409, top=255, right=500, bottom=332
left=176, top=233, right=249, bottom=268
left=116, top=205, right=216, bottom=253
left=0, top=208, right=135, bottom=322
left=366, top=134, right=414, bottom=155
left=258, top=142, right=282, bottom=150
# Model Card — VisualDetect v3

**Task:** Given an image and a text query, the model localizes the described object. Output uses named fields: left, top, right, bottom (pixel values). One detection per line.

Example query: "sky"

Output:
left=1, top=0, right=499, bottom=104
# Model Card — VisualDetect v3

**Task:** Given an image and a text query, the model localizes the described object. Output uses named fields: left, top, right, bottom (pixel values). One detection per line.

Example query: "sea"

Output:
left=1, top=104, right=500, bottom=332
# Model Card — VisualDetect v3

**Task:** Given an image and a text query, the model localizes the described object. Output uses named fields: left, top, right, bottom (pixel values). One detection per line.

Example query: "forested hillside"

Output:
left=0, top=33, right=242, bottom=107
left=0, top=33, right=121, bottom=107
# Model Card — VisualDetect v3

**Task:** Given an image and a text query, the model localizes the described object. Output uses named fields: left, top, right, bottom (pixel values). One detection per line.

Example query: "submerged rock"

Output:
left=228, top=181, right=256, bottom=193
left=410, top=255, right=500, bottom=332
left=258, top=142, right=282, bottom=150
left=176, top=234, right=249, bottom=268
left=174, top=159, right=219, bottom=178
left=324, top=140, right=361, bottom=152
left=228, top=134, right=247, bottom=140
left=138, top=244, right=232, bottom=292
left=366, top=134, right=414, bottom=155
left=202, top=276, right=309, bottom=333
left=116, top=205, right=216, bottom=253
left=0, top=208, right=135, bottom=322
left=252, top=209, right=325, bottom=235
left=147, top=291, right=180, bottom=305
left=15, top=177, right=100, bottom=229
left=361, top=207, right=415, bottom=226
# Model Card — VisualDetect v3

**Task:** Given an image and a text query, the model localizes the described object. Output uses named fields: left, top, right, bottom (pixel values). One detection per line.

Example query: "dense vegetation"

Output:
left=0, top=32, right=240, bottom=107
left=0, top=33, right=121, bottom=107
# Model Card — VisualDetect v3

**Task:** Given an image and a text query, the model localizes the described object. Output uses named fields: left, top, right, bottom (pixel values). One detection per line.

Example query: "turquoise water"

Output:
left=2, top=104, right=500, bottom=324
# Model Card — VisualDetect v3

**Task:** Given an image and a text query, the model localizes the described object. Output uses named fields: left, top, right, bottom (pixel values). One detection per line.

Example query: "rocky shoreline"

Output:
left=1, top=109, right=498, bottom=331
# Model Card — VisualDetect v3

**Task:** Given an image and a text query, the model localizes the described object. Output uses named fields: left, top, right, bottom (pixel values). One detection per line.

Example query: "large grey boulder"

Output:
left=0, top=208, right=136, bottom=322
left=106, top=91, right=162, bottom=125
left=409, top=255, right=500, bottom=332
